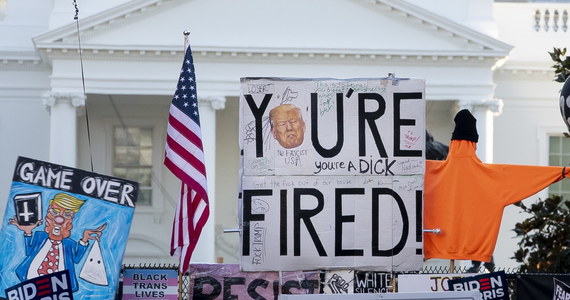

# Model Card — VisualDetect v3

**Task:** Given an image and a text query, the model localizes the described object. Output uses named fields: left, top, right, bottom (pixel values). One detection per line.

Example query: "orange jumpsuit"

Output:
left=424, top=139, right=569, bottom=262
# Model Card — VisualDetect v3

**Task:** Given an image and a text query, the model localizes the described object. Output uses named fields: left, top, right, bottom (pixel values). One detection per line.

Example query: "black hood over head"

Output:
left=451, top=109, right=479, bottom=143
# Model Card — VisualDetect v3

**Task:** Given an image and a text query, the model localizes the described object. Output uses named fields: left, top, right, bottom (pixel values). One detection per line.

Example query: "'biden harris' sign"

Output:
left=239, top=77, right=425, bottom=272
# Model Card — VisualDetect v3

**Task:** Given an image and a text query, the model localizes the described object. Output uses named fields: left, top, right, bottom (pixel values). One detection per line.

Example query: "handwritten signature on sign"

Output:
left=403, top=131, right=420, bottom=149
left=251, top=222, right=266, bottom=265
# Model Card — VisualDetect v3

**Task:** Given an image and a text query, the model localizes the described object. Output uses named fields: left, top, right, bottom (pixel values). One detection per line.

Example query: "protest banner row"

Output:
left=136, top=264, right=517, bottom=300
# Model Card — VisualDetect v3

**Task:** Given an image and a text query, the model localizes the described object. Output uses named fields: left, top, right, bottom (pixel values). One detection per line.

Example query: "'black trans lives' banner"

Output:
left=239, top=78, right=425, bottom=272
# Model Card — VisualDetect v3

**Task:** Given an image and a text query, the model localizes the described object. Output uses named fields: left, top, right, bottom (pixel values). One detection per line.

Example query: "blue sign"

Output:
left=0, top=157, right=138, bottom=299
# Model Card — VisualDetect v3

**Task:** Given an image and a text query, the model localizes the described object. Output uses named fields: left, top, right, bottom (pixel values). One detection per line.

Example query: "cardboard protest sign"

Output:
left=5, top=270, right=73, bottom=300
left=323, top=270, right=353, bottom=294
left=448, top=271, right=508, bottom=300
left=241, top=175, right=423, bottom=271
left=353, top=271, right=392, bottom=293
left=239, top=77, right=425, bottom=272
left=397, top=273, right=477, bottom=292
left=187, top=264, right=320, bottom=299
left=0, top=156, right=138, bottom=299
left=122, top=269, right=178, bottom=300
left=240, top=77, right=425, bottom=176
left=323, top=270, right=392, bottom=294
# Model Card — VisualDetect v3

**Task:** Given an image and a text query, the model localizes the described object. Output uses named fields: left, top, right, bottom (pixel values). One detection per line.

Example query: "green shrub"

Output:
left=512, top=196, right=570, bottom=272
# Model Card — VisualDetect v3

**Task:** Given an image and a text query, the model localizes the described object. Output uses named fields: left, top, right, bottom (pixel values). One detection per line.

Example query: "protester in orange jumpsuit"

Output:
left=424, top=109, right=569, bottom=263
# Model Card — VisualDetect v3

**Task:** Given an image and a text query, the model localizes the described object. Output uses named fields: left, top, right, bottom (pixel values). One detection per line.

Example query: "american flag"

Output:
left=164, top=43, right=209, bottom=274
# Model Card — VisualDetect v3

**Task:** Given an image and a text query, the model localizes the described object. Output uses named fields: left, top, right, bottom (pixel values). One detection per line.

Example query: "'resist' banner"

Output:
left=239, top=77, right=425, bottom=271
left=187, top=264, right=319, bottom=299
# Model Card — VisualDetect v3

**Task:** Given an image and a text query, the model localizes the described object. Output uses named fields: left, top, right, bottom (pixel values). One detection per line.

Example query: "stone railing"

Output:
left=534, top=8, right=569, bottom=32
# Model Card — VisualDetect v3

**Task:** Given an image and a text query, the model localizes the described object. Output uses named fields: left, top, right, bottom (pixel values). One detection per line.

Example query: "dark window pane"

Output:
left=113, top=126, right=154, bottom=205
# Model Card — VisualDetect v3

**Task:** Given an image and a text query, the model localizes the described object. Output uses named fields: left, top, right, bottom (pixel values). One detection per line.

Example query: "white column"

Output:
left=456, top=99, right=503, bottom=163
left=43, top=92, right=85, bottom=167
left=190, top=95, right=226, bottom=263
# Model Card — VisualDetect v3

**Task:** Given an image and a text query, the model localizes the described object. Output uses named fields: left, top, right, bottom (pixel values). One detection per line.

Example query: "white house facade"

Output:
left=0, top=0, right=568, bottom=269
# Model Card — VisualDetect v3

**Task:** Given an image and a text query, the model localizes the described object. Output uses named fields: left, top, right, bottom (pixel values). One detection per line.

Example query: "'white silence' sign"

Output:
left=239, top=77, right=425, bottom=271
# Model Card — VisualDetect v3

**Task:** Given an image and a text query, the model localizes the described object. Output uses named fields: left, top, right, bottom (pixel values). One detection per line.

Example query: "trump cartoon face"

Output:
left=270, top=104, right=306, bottom=149
left=45, top=202, right=75, bottom=241
left=43, top=193, right=84, bottom=241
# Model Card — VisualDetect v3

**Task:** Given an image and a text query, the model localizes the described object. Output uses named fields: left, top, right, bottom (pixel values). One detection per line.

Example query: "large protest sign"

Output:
left=187, top=264, right=319, bottom=299
left=0, top=156, right=138, bottom=299
left=239, top=77, right=425, bottom=271
left=241, top=175, right=423, bottom=271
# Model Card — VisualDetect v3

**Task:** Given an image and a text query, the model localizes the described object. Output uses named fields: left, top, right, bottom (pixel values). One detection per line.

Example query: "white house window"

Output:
left=113, top=126, right=153, bottom=206
left=549, top=136, right=570, bottom=199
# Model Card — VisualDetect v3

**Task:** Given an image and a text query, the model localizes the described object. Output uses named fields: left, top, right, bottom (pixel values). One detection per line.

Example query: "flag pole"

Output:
left=183, top=30, right=190, bottom=50
left=178, top=267, right=184, bottom=300
left=178, top=29, right=190, bottom=300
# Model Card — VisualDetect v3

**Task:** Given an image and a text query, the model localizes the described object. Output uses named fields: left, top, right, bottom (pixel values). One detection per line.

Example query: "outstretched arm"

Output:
left=498, top=164, right=570, bottom=206
left=80, top=223, right=107, bottom=244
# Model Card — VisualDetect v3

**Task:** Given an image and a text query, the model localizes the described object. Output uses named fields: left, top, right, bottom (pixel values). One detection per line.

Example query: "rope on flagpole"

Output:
left=73, top=0, right=94, bottom=172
